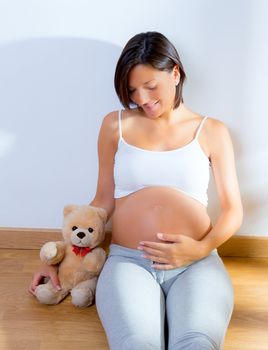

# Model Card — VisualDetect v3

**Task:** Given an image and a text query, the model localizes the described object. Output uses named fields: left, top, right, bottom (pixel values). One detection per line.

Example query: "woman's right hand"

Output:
left=28, top=263, right=61, bottom=295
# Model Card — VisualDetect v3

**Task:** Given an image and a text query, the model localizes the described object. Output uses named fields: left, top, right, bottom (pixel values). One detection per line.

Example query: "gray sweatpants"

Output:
left=96, top=243, right=234, bottom=350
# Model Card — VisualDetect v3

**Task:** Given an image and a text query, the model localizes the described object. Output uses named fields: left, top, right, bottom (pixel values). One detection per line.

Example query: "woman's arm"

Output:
left=199, top=119, right=243, bottom=255
left=89, top=111, right=118, bottom=221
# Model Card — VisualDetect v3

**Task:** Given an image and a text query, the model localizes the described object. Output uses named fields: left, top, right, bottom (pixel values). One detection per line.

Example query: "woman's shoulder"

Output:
left=205, top=116, right=231, bottom=139
left=102, top=109, right=119, bottom=124
left=99, top=110, right=120, bottom=137
left=100, top=108, right=137, bottom=144
left=203, top=116, right=233, bottom=157
left=101, top=107, right=141, bottom=128
left=97, top=110, right=120, bottom=147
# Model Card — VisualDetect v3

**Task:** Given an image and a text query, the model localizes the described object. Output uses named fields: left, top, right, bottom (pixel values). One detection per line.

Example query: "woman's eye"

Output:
left=148, top=86, right=156, bottom=90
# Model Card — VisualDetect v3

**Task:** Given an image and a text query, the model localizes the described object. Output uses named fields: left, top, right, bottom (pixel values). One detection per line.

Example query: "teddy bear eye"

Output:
left=72, top=226, right=78, bottom=231
left=88, top=227, right=94, bottom=233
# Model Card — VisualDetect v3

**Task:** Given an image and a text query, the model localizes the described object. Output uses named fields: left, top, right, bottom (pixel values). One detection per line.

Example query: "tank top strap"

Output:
left=118, top=109, right=122, bottom=139
left=194, top=116, right=208, bottom=140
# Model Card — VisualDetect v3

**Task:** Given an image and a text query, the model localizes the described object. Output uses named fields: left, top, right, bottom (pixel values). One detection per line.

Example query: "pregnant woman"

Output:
left=29, top=32, right=243, bottom=349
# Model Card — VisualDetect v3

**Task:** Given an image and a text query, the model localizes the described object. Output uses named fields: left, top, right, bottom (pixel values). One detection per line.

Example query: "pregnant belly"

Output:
left=111, top=186, right=212, bottom=249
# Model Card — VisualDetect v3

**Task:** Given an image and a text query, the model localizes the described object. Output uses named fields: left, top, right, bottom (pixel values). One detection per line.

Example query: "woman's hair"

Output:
left=114, top=31, right=186, bottom=109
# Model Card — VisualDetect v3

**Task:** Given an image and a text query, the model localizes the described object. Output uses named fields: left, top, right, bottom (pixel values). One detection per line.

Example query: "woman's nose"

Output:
left=133, top=90, right=150, bottom=106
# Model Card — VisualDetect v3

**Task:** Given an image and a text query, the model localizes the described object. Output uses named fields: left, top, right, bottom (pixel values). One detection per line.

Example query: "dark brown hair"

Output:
left=114, top=31, right=186, bottom=109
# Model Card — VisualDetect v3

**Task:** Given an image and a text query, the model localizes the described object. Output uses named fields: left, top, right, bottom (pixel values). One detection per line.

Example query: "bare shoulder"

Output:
left=203, top=117, right=234, bottom=159
left=195, top=115, right=233, bottom=159
left=99, top=110, right=120, bottom=143
left=101, top=110, right=119, bottom=129
left=204, top=117, right=232, bottom=142
left=101, top=108, right=138, bottom=135
left=206, top=117, right=229, bottom=132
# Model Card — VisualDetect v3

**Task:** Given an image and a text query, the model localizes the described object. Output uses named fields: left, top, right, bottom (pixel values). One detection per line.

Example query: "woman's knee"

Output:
left=169, top=331, right=218, bottom=350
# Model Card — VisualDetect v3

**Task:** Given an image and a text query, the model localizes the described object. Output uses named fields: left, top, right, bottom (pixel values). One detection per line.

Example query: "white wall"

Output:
left=0, top=0, right=267, bottom=235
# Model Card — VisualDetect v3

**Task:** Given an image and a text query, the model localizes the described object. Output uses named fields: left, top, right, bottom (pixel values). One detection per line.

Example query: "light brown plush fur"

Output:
left=34, top=204, right=107, bottom=307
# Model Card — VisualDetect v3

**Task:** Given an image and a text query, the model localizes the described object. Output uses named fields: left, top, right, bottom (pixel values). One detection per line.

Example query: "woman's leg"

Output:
left=96, top=245, right=166, bottom=350
left=165, top=252, right=234, bottom=350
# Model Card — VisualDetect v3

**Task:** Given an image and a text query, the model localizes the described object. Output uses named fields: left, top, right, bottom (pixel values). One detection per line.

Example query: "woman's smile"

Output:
left=143, top=101, right=159, bottom=113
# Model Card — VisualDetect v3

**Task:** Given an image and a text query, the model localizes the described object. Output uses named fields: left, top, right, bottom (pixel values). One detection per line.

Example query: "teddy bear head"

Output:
left=62, top=204, right=107, bottom=250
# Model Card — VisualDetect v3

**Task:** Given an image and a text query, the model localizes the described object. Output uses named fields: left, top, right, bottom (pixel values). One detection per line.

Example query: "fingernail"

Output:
left=57, top=285, right=62, bottom=291
left=157, top=233, right=163, bottom=239
left=139, top=241, right=145, bottom=245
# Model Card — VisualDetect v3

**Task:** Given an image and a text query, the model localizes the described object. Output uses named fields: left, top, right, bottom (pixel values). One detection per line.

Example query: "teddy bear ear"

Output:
left=96, top=207, right=108, bottom=223
left=63, top=204, right=78, bottom=217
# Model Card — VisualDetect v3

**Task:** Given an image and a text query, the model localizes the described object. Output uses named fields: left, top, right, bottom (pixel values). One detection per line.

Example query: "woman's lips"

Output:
left=144, top=101, right=158, bottom=111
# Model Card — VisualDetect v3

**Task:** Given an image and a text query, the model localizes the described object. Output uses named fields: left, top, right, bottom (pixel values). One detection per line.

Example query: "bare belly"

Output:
left=111, top=186, right=212, bottom=249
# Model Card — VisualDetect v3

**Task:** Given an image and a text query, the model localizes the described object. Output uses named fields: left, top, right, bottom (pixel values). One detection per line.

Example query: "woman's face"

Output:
left=128, top=64, right=180, bottom=117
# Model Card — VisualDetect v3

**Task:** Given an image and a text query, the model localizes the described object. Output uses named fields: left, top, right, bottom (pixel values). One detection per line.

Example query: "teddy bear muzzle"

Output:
left=71, top=227, right=93, bottom=247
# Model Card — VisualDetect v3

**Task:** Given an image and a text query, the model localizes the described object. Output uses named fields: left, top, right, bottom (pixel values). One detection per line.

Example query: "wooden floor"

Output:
left=0, top=249, right=268, bottom=350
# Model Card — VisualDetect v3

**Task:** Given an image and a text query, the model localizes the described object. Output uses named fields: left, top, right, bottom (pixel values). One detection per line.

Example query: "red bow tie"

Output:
left=72, top=245, right=92, bottom=257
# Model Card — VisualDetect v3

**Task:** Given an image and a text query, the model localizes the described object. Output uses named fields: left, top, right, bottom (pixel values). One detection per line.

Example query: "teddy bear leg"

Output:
left=71, top=277, right=97, bottom=307
left=34, top=279, right=69, bottom=305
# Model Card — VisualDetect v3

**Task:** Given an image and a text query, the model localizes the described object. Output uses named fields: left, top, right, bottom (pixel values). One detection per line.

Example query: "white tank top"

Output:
left=114, top=109, right=210, bottom=206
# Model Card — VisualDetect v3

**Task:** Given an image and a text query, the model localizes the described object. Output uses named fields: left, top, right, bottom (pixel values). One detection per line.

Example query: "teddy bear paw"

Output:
left=40, top=242, right=58, bottom=261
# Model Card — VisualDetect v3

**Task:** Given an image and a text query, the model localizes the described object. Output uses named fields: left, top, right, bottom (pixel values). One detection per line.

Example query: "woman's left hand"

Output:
left=138, top=233, right=208, bottom=269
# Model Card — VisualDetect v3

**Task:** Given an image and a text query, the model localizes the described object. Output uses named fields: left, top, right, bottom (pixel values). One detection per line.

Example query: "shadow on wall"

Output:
left=0, top=37, right=121, bottom=228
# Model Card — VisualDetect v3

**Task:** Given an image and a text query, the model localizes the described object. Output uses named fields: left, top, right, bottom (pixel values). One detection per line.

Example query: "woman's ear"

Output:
left=173, top=65, right=180, bottom=85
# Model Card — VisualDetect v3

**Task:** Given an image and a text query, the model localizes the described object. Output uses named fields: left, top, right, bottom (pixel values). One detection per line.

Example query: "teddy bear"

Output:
left=34, top=204, right=107, bottom=307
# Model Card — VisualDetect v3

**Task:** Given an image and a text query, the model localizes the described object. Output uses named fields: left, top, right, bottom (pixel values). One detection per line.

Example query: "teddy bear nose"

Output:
left=77, top=232, right=86, bottom=239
